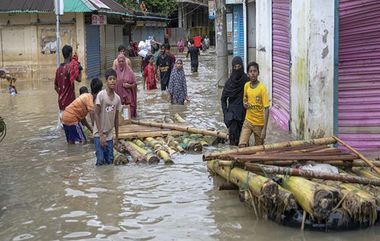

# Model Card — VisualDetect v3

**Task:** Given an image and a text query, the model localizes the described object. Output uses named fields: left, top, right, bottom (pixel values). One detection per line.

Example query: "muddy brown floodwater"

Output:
left=0, top=51, right=379, bottom=240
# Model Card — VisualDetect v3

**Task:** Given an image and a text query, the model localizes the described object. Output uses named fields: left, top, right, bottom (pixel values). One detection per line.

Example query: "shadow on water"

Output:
left=0, top=51, right=379, bottom=240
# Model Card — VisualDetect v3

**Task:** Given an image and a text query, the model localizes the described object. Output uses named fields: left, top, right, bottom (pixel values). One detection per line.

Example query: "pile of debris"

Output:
left=204, top=136, right=380, bottom=231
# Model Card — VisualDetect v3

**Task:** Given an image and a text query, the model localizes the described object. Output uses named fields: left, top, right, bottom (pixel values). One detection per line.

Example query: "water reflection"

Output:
left=0, top=53, right=379, bottom=240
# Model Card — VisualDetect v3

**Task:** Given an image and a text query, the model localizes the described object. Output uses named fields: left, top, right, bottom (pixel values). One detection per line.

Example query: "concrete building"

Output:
left=0, top=0, right=132, bottom=80
left=175, top=0, right=211, bottom=41
left=228, top=0, right=380, bottom=151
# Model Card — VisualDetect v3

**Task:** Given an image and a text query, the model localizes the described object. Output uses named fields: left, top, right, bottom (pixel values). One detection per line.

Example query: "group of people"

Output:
left=55, top=45, right=128, bottom=165
left=141, top=41, right=189, bottom=104
left=221, top=57, right=270, bottom=147
left=55, top=42, right=268, bottom=165
left=177, top=35, right=210, bottom=53
left=54, top=41, right=192, bottom=165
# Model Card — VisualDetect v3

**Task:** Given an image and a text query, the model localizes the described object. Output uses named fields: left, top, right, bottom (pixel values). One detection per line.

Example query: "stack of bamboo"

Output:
left=204, top=136, right=380, bottom=231
left=116, top=133, right=222, bottom=165
left=113, top=114, right=229, bottom=165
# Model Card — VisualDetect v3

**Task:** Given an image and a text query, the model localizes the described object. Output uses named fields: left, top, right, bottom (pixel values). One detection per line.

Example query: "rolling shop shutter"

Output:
left=338, top=0, right=380, bottom=150
left=272, top=0, right=291, bottom=130
left=105, top=25, right=116, bottom=69
left=85, top=25, right=100, bottom=78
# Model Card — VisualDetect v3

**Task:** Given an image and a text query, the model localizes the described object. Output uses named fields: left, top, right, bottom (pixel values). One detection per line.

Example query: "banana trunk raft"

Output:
left=112, top=115, right=227, bottom=165
left=205, top=136, right=380, bottom=231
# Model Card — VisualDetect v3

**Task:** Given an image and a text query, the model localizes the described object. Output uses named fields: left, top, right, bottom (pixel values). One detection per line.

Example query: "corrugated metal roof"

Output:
left=97, top=0, right=134, bottom=16
left=134, top=11, right=169, bottom=21
left=0, top=0, right=52, bottom=13
left=0, top=0, right=131, bottom=15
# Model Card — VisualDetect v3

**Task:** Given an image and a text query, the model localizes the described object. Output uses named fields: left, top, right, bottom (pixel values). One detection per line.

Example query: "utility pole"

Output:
left=215, top=0, right=228, bottom=87
left=55, top=0, right=64, bottom=67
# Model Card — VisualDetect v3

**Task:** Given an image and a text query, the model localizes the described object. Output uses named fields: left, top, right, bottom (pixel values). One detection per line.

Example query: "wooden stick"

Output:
left=203, top=137, right=337, bottom=161
left=132, top=119, right=228, bottom=139
left=245, top=163, right=380, bottom=186
left=332, top=136, right=380, bottom=175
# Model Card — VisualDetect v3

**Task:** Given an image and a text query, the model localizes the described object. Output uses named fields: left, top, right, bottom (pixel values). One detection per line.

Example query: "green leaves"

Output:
left=116, top=0, right=177, bottom=16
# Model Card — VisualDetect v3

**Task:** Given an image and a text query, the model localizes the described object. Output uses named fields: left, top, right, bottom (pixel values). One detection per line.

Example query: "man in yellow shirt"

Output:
left=239, top=62, right=270, bottom=147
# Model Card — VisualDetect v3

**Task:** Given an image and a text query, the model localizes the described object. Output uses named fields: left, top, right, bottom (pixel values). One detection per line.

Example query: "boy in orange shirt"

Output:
left=61, top=78, right=103, bottom=144
left=238, top=62, right=270, bottom=147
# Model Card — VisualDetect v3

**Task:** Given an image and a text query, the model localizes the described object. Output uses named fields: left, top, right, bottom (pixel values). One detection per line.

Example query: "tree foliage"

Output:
left=116, top=0, right=177, bottom=16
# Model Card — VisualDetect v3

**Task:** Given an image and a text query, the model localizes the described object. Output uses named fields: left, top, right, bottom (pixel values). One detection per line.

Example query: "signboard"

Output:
left=92, top=15, right=107, bottom=25
left=208, top=0, right=216, bottom=20
left=225, top=0, right=243, bottom=4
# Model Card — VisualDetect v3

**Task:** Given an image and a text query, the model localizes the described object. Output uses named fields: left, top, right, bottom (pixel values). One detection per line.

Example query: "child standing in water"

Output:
left=8, top=78, right=17, bottom=96
left=143, top=55, right=158, bottom=90
left=168, top=59, right=188, bottom=105
left=93, top=69, right=122, bottom=165
left=238, top=62, right=270, bottom=147
left=61, top=80, right=103, bottom=144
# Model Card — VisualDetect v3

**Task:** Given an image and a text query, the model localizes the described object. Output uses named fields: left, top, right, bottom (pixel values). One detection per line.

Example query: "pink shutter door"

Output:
left=272, top=0, right=291, bottom=130
left=338, top=0, right=380, bottom=151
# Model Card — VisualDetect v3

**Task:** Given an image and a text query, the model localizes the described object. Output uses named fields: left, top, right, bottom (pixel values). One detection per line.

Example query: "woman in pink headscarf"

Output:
left=177, top=39, right=185, bottom=53
left=115, top=54, right=137, bottom=118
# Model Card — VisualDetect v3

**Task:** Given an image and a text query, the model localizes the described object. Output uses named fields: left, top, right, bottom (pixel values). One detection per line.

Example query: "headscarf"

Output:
left=168, top=59, right=187, bottom=100
left=222, top=56, right=249, bottom=98
left=177, top=39, right=184, bottom=48
left=115, top=54, right=137, bottom=115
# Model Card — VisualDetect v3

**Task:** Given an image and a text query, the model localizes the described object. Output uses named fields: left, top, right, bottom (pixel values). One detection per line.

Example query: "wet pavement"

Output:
left=0, top=51, right=380, bottom=240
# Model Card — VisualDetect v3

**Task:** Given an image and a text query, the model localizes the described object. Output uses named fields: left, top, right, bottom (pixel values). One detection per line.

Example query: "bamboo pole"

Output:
left=113, top=148, right=129, bottom=165
left=352, top=168, right=380, bottom=179
left=132, top=119, right=228, bottom=139
left=150, top=137, right=177, bottom=155
left=203, top=137, right=337, bottom=161
left=144, top=137, right=174, bottom=165
left=164, top=136, right=185, bottom=153
left=245, top=163, right=380, bottom=186
left=332, top=136, right=380, bottom=175
left=241, top=160, right=380, bottom=167
left=117, top=130, right=185, bottom=139
left=174, top=113, right=186, bottom=123
left=181, top=137, right=203, bottom=152
left=120, top=140, right=145, bottom=163
left=126, top=141, right=160, bottom=164
left=134, top=139, right=146, bottom=148
left=227, top=153, right=357, bottom=162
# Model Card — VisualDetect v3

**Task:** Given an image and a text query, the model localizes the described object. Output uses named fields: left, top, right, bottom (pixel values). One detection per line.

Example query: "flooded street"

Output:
left=1, top=52, right=380, bottom=241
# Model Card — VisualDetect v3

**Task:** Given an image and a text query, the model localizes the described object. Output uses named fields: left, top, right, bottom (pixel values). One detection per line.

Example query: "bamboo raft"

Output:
left=112, top=114, right=227, bottom=165
left=205, top=136, right=380, bottom=231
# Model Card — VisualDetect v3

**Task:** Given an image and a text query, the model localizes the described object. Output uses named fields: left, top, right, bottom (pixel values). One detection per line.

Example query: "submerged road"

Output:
left=0, top=50, right=379, bottom=240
